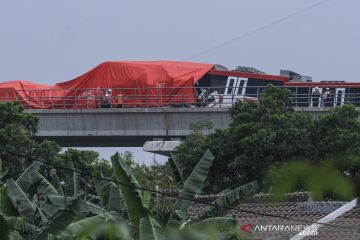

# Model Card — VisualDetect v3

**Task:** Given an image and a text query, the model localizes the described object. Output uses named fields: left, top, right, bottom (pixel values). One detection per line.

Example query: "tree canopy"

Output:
left=0, top=102, right=60, bottom=177
left=173, top=85, right=360, bottom=194
left=0, top=102, right=114, bottom=185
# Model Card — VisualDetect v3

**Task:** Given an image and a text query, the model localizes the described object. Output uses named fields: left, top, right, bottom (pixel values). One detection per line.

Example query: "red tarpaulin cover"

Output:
left=0, top=61, right=214, bottom=108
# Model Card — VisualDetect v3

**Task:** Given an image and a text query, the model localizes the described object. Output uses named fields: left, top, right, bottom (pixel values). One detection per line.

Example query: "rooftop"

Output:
left=185, top=192, right=358, bottom=239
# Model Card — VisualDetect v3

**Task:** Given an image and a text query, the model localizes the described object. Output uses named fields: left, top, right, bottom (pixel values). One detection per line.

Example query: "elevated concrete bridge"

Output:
left=25, top=107, right=333, bottom=148
left=26, top=108, right=231, bottom=147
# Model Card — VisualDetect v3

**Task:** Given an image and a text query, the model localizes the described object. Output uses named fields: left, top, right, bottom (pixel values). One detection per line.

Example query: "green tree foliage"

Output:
left=311, top=104, right=360, bottom=158
left=267, top=152, right=360, bottom=199
left=267, top=159, right=355, bottom=200
left=121, top=151, right=179, bottom=191
left=0, top=102, right=114, bottom=187
left=0, top=102, right=60, bottom=177
left=51, top=148, right=112, bottom=180
left=173, top=85, right=360, bottom=194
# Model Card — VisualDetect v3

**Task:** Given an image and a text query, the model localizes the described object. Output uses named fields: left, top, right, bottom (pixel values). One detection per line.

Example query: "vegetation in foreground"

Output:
left=0, top=149, right=258, bottom=239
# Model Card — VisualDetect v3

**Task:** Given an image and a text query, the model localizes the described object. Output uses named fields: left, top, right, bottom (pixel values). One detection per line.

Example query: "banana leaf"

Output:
left=56, top=213, right=119, bottom=239
left=33, top=200, right=48, bottom=225
left=9, top=231, right=26, bottom=240
left=0, top=186, right=19, bottom=216
left=64, top=170, right=85, bottom=197
left=75, top=221, right=132, bottom=240
left=0, top=214, right=9, bottom=240
left=142, top=191, right=152, bottom=209
left=95, top=175, right=124, bottom=213
left=5, top=216, right=38, bottom=239
left=111, top=152, right=147, bottom=238
left=4, top=216, right=26, bottom=233
left=0, top=160, right=10, bottom=185
left=94, top=174, right=111, bottom=206
left=73, top=170, right=80, bottom=197
left=168, top=156, right=184, bottom=183
left=107, top=184, right=124, bottom=213
left=40, top=195, right=104, bottom=217
left=6, top=179, right=36, bottom=220
left=139, top=215, right=162, bottom=240
left=167, top=150, right=214, bottom=228
left=79, top=200, right=107, bottom=216
left=35, top=197, right=81, bottom=240
left=50, top=169, right=64, bottom=196
left=37, top=201, right=60, bottom=221
left=194, top=181, right=258, bottom=221
left=46, top=195, right=66, bottom=207
left=16, top=162, right=58, bottom=197
left=15, top=161, right=42, bottom=190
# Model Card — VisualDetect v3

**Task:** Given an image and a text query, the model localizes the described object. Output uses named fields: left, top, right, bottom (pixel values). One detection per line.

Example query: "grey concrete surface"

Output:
left=142, top=140, right=183, bottom=156
left=25, top=107, right=338, bottom=147
left=26, top=108, right=231, bottom=147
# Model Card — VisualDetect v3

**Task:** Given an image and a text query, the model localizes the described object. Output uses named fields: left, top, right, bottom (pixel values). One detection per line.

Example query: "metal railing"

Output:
left=0, top=86, right=358, bottom=109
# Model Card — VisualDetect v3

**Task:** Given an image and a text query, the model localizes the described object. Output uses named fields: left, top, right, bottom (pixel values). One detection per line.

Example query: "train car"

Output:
left=0, top=61, right=359, bottom=108
left=194, top=66, right=288, bottom=107
left=196, top=67, right=360, bottom=108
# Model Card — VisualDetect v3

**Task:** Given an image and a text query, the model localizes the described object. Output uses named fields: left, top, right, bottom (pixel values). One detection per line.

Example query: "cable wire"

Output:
left=184, top=0, right=334, bottom=60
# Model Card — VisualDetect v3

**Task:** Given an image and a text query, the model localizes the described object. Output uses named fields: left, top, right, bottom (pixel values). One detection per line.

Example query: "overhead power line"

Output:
left=1, top=146, right=359, bottom=232
left=184, top=0, right=334, bottom=60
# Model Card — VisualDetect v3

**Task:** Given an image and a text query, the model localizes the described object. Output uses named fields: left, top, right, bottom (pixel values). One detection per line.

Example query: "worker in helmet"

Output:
left=312, top=87, right=320, bottom=107
left=323, top=88, right=333, bottom=107
left=197, top=88, right=207, bottom=107
left=101, top=89, right=112, bottom=108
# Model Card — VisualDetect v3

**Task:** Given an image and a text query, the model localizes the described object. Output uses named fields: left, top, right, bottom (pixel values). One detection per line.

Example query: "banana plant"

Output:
left=95, top=172, right=125, bottom=214
left=56, top=213, right=131, bottom=240
left=0, top=160, right=123, bottom=240
left=111, top=153, right=149, bottom=239
left=0, top=149, right=259, bottom=240
left=111, top=150, right=259, bottom=240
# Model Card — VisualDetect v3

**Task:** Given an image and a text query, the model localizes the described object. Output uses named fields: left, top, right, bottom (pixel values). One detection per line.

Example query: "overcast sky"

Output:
left=1, top=0, right=359, bottom=163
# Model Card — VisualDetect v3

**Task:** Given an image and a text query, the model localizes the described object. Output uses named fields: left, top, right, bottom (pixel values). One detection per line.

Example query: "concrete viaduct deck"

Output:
left=25, top=107, right=332, bottom=147
left=26, top=108, right=231, bottom=147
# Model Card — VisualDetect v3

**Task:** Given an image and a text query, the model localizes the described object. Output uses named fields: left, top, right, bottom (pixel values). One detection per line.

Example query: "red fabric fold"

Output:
left=0, top=61, right=214, bottom=108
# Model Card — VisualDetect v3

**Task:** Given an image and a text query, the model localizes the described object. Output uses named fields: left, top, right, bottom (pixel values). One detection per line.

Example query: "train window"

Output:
left=227, top=78, right=234, bottom=94
left=238, top=80, right=244, bottom=95
left=336, top=90, right=343, bottom=106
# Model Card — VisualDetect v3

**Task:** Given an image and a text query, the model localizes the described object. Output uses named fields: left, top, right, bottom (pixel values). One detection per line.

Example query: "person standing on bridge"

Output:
left=116, top=91, right=124, bottom=108
left=100, top=89, right=112, bottom=108
left=105, top=89, right=112, bottom=108
left=323, top=88, right=333, bottom=107
left=312, top=87, right=320, bottom=107
left=94, top=87, right=103, bottom=108
left=197, top=88, right=207, bottom=107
